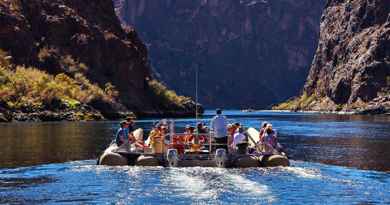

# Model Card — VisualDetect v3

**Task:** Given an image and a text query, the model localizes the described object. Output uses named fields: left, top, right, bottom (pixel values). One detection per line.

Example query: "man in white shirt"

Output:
left=233, top=128, right=247, bottom=146
left=232, top=127, right=248, bottom=154
left=210, top=108, right=228, bottom=151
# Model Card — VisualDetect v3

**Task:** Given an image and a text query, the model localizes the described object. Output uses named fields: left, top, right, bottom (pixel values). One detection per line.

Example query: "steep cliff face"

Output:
left=114, top=0, right=325, bottom=108
left=0, top=0, right=196, bottom=120
left=275, top=0, right=390, bottom=114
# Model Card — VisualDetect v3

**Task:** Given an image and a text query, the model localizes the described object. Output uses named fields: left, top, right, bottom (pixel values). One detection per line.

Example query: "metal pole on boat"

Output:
left=195, top=64, right=199, bottom=144
left=170, top=120, right=174, bottom=144
left=196, top=65, right=199, bottom=123
left=209, top=130, right=212, bottom=154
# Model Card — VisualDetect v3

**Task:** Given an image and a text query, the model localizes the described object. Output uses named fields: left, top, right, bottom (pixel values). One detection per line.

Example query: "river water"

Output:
left=0, top=110, right=389, bottom=204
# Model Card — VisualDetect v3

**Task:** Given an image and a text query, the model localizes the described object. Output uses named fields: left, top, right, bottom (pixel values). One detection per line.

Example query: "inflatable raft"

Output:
left=98, top=127, right=289, bottom=168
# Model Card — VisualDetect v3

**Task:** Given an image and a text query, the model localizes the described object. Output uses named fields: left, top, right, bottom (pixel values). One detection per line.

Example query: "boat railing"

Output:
left=117, top=131, right=231, bottom=156
left=145, top=132, right=229, bottom=155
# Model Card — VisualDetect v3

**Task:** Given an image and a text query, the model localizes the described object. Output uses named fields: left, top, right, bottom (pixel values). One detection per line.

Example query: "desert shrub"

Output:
left=148, top=79, right=190, bottom=107
left=0, top=50, right=119, bottom=111
left=0, top=50, right=12, bottom=67
left=38, top=48, right=88, bottom=74
left=273, top=92, right=316, bottom=110
left=104, top=82, right=119, bottom=102
left=60, top=55, right=88, bottom=74
left=272, top=98, right=299, bottom=110
left=37, top=47, right=57, bottom=62
left=298, top=93, right=315, bottom=108
left=0, top=0, right=21, bottom=12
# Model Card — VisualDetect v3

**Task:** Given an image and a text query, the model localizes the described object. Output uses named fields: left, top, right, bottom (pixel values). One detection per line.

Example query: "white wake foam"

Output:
left=283, top=166, right=322, bottom=179
left=165, top=168, right=218, bottom=201
left=225, top=173, right=276, bottom=202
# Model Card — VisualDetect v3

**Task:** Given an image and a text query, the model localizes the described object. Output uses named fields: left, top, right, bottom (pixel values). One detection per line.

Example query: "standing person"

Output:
left=115, top=121, right=129, bottom=146
left=210, top=108, right=228, bottom=151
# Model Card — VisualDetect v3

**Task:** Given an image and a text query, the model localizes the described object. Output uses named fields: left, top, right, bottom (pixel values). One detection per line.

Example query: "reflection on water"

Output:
left=0, top=160, right=389, bottom=204
left=0, top=122, right=117, bottom=168
left=0, top=176, right=54, bottom=188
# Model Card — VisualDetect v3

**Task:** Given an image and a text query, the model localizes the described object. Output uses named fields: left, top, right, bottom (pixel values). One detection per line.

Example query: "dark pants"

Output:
left=236, top=143, right=248, bottom=154
left=215, top=136, right=228, bottom=152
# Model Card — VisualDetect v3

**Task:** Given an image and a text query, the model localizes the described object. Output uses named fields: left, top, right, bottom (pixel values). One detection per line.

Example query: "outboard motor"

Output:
left=167, top=149, right=179, bottom=167
left=215, top=148, right=227, bottom=168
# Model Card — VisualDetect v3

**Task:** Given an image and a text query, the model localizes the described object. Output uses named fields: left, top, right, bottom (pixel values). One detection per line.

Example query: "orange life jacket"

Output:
left=172, top=135, right=185, bottom=144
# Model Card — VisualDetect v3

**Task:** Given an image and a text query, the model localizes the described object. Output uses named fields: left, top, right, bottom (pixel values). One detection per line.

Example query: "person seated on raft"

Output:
left=184, top=125, right=195, bottom=144
left=125, top=116, right=147, bottom=151
left=171, top=135, right=185, bottom=156
left=146, top=122, right=160, bottom=146
left=148, top=123, right=168, bottom=154
left=196, top=122, right=209, bottom=144
left=227, top=124, right=233, bottom=142
left=232, top=127, right=249, bottom=154
left=115, top=121, right=129, bottom=147
left=256, top=121, right=268, bottom=152
left=259, top=124, right=282, bottom=155
left=227, top=123, right=240, bottom=150
left=185, top=125, right=203, bottom=152
left=210, top=109, right=228, bottom=151
left=229, top=123, right=241, bottom=138
left=259, top=121, right=268, bottom=141
left=168, top=126, right=187, bottom=156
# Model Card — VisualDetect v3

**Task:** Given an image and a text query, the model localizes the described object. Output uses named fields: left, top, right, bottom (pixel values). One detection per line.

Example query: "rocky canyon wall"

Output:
left=275, top=0, right=390, bottom=114
left=114, top=0, right=326, bottom=108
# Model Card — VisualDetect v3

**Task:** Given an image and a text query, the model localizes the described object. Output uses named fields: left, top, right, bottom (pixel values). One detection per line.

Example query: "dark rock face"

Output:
left=114, top=0, right=325, bottom=108
left=299, top=0, right=390, bottom=113
left=0, top=0, right=196, bottom=118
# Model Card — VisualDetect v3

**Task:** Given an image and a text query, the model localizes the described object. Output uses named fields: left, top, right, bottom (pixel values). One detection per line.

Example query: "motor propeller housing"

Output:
left=167, top=149, right=179, bottom=167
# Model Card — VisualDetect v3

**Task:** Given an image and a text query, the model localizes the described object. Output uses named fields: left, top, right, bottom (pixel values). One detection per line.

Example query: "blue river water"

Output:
left=0, top=110, right=389, bottom=204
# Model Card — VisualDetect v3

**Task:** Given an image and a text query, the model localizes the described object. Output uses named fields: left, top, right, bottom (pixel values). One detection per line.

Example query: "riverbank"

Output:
left=271, top=109, right=390, bottom=115
left=272, top=95, right=390, bottom=115
left=0, top=108, right=200, bottom=122
left=239, top=109, right=390, bottom=116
